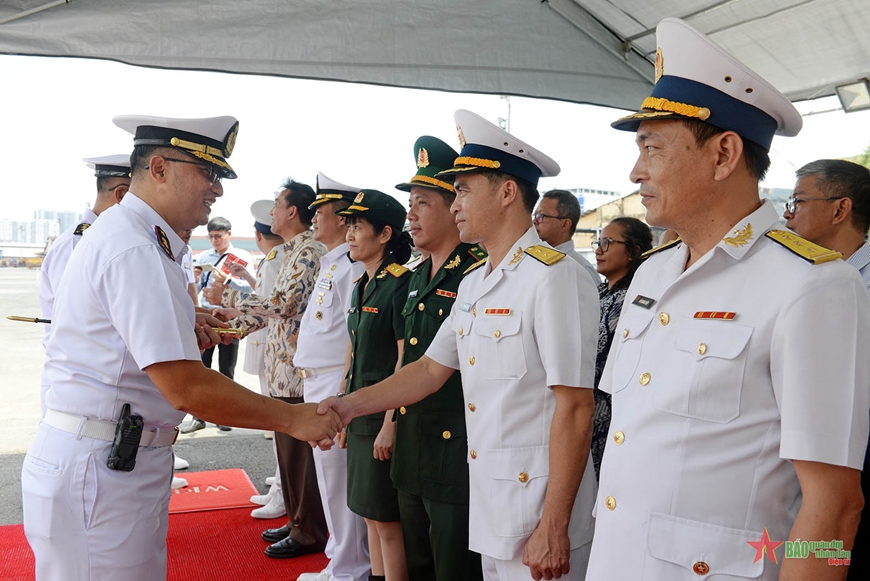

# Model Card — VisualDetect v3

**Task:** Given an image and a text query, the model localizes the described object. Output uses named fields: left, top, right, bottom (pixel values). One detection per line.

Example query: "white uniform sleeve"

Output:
left=96, top=245, right=201, bottom=370
left=773, top=264, right=870, bottom=469
left=535, top=261, right=598, bottom=389
left=425, top=306, right=461, bottom=371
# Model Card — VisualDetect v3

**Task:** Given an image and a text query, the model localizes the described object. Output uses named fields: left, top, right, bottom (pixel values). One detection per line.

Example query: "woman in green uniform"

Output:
left=338, top=189, right=413, bottom=581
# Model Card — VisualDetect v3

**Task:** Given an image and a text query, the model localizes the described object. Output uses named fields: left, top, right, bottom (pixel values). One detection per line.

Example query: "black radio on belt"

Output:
left=107, top=403, right=143, bottom=472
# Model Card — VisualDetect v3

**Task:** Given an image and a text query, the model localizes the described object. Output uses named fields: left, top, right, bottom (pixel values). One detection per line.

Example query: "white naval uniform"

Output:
left=586, top=201, right=870, bottom=581
left=296, top=243, right=369, bottom=581
left=555, top=239, right=601, bottom=286
left=37, top=207, right=99, bottom=410
left=179, top=243, right=196, bottom=285
left=23, top=193, right=201, bottom=581
left=426, top=227, right=599, bottom=579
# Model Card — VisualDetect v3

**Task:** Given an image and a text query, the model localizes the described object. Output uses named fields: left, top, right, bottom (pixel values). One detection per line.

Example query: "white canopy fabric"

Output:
left=0, top=0, right=867, bottom=109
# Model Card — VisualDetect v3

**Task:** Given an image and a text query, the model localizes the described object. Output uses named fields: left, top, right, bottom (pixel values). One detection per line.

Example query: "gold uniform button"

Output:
left=469, top=356, right=475, bottom=365
left=659, top=312, right=670, bottom=326
left=639, top=372, right=651, bottom=385
left=315, top=311, right=322, bottom=320
left=468, top=403, right=476, bottom=412
left=613, top=431, right=625, bottom=445
left=605, top=496, right=616, bottom=510
left=472, top=308, right=477, bottom=317
left=418, top=303, right=425, bottom=311
left=518, top=472, right=529, bottom=483
left=470, top=450, right=477, bottom=459
left=442, top=431, right=451, bottom=440
left=409, top=337, right=418, bottom=346
left=494, top=330, right=501, bottom=338
left=351, top=330, right=355, bottom=335
left=458, top=327, right=463, bottom=336
left=399, top=407, right=407, bottom=415
left=438, top=308, right=443, bottom=316
left=693, top=561, right=710, bottom=576
left=698, top=343, right=707, bottom=355
left=622, top=328, right=629, bottom=339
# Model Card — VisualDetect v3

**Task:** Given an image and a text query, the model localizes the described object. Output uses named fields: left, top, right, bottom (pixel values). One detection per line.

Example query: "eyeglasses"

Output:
left=532, top=212, right=567, bottom=224
left=146, top=157, right=222, bottom=185
left=591, top=237, right=628, bottom=252
left=784, top=196, right=844, bottom=214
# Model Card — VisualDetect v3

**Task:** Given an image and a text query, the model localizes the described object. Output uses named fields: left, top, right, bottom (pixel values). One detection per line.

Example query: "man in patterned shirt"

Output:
left=207, top=179, right=329, bottom=559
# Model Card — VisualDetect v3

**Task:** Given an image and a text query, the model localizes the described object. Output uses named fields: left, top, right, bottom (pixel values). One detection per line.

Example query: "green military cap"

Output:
left=310, top=172, right=362, bottom=209
left=337, top=189, right=407, bottom=232
left=395, top=136, right=459, bottom=195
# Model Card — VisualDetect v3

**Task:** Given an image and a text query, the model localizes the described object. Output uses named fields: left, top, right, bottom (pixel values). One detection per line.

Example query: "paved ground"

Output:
left=0, top=268, right=278, bottom=526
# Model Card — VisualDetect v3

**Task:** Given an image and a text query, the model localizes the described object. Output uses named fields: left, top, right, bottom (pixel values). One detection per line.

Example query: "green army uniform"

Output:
left=391, top=135, right=486, bottom=581
left=339, top=190, right=411, bottom=523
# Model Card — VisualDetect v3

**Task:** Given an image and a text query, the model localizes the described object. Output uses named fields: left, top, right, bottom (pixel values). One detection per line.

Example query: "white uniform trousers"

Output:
left=22, top=422, right=173, bottom=580
left=482, top=544, right=591, bottom=581
left=304, top=370, right=370, bottom=581
left=258, top=374, right=283, bottom=496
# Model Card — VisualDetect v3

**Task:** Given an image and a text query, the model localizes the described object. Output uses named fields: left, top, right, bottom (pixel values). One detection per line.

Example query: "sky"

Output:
left=2, top=54, right=870, bottom=237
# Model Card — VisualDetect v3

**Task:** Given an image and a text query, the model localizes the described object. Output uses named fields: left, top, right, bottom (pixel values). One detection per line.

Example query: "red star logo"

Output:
left=747, top=528, right=784, bottom=564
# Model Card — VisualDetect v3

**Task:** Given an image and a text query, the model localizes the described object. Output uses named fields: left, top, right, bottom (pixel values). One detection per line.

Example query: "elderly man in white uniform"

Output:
left=585, top=19, right=870, bottom=581
left=22, top=115, right=341, bottom=581
left=317, top=110, right=599, bottom=581
left=295, top=173, right=369, bottom=581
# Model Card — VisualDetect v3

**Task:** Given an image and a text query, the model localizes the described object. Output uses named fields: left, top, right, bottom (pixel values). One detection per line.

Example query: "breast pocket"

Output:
left=309, top=291, right=335, bottom=329
left=485, top=446, right=549, bottom=538
left=450, top=310, right=474, bottom=344
left=643, top=512, right=765, bottom=580
left=473, top=311, right=527, bottom=380
left=654, top=320, right=754, bottom=423
left=610, top=308, right=655, bottom=392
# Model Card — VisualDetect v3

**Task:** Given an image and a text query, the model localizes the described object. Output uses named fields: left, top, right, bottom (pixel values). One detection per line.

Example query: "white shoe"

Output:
left=297, top=571, right=330, bottom=581
left=174, top=456, right=190, bottom=470
left=171, top=476, right=188, bottom=489
left=265, top=476, right=276, bottom=486
left=264, top=431, right=274, bottom=440
left=250, top=493, right=272, bottom=506
left=251, top=495, right=286, bottom=519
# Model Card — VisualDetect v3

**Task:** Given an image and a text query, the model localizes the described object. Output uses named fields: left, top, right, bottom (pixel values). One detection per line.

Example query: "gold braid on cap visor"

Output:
left=411, top=175, right=455, bottom=192
left=641, top=97, right=711, bottom=121
left=453, top=156, right=501, bottom=169
left=170, top=136, right=232, bottom=170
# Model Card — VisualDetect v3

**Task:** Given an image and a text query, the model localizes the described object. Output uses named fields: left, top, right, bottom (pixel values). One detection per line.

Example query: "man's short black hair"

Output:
left=207, top=217, right=232, bottom=232
left=481, top=170, right=539, bottom=213
left=542, top=189, right=581, bottom=234
left=279, top=179, right=317, bottom=227
left=796, top=159, right=870, bottom=234
left=681, top=119, right=771, bottom=181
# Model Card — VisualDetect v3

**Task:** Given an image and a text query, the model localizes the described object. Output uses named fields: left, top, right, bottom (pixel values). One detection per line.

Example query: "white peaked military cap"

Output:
left=83, top=154, right=131, bottom=178
left=112, top=115, right=240, bottom=179
left=612, top=18, right=802, bottom=150
left=250, top=199, right=275, bottom=234
left=436, top=109, right=560, bottom=187
left=309, top=172, right=363, bottom=209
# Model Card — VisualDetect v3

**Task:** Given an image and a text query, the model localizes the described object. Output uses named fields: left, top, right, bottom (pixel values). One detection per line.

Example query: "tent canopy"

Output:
left=0, top=0, right=866, bottom=110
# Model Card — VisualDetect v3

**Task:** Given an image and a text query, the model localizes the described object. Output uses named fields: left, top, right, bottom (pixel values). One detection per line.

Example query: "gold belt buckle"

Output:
left=297, top=368, right=312, bottom=379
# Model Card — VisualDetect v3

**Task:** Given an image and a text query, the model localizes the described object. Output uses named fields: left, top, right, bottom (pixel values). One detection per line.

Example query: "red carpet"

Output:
left=169, top=468, right=259, bottom=514
left=0, top=508, right=328, bottom=581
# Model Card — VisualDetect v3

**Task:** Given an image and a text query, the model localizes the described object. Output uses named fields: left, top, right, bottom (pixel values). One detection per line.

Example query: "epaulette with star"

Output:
left=385, top=263, right=409, bottom=277
left=463, top=259, right=487, bottom=275
left=73, top=222, right=91, bottom=236
left=765, top=230, right=842, bottom=264
left=641, top=238, right=681, bottom=259
left=154, top=226, right=174, bottom=260
left=524, top=244, right=565, bottom=266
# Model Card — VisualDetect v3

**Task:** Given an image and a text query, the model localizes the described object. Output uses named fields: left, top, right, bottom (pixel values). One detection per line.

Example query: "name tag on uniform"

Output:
left=317, top=279, right=333, bottom=291
left=631, top=295, right=656, bottom=309
left=460, top=302, right=472, bottom=312
left=435, top=289, right=457, bottom=299
left=409, top=290, right=419, bottom=298
left=362, top=306, right=379, bottom=314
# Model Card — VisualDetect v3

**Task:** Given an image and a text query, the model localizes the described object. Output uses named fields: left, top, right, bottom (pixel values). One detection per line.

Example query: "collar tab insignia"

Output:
left=154, top=226, right=174, bottom=260
left=468, top=246, right=488, bottom=261
left=508, top=247, right=524, bottom=266
left=73, top=222, right=91, bottom=236
left=444, top=255, right=462, bottom=270
left=723, top=223, right=753, bottom=247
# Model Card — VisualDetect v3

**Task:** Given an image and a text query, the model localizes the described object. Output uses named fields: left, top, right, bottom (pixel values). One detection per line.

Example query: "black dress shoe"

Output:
left=180, top=418, right=205, bottom=434
left=264, top=537, right=322, bottom=559
left=261, top=524, right=291, bottom=543
left=217, top=424, right=232, bottom=431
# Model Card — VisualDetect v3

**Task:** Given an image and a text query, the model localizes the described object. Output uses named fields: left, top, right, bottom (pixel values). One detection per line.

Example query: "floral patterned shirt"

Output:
left=222, top=230, right=326, bottom=397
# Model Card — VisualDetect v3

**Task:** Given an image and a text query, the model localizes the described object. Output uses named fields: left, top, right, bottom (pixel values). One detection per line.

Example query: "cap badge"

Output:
left=457, top=125, right=466, bottom=148
left=417, top=147, right=430, bottom=168
left=224, top=122, right=239, bottom=157
left=723, top=223, right=753, bottom=248
left=654, top=47, right=664, bottom=83
left=354, top=192, right=365, bottom=203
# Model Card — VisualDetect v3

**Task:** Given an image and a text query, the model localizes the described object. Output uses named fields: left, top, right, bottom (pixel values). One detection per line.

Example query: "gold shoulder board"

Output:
left=73, top=222, right=91, bottom=236
left=468, top=246, right=488, bottom=261
left=463, top=259, right=487, bottom=275
left=765, top=230, right=842, bottom=264
left=353, top=273, right=364, bottom=283
left=524, top=244, right=566, bottom=266
left=386, top=263, right=409, bottom=277
left=641, top=237, right=681, bottom=258
left=266, top=249, right=277, bottom=261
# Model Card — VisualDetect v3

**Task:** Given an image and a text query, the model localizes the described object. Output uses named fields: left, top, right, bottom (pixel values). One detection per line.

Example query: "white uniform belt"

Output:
left=43, top=409, right=179, bottom=447
left=296, top=364, right=345, bottom=380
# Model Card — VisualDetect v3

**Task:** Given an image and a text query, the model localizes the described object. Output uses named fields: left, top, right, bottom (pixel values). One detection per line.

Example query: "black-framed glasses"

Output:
left=784, top=196, right=844, bottom=214
left=591, top=237, right=628, bottom=252
left=146, top=157, right=222, bottom=185
left=532, top=212, right=567, bottom=224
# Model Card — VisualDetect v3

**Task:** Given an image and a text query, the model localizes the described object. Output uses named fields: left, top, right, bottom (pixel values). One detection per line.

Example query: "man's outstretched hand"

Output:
left=310, top=396, right=355, bottom=450
left=289, top=403, right=343, bottom=442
